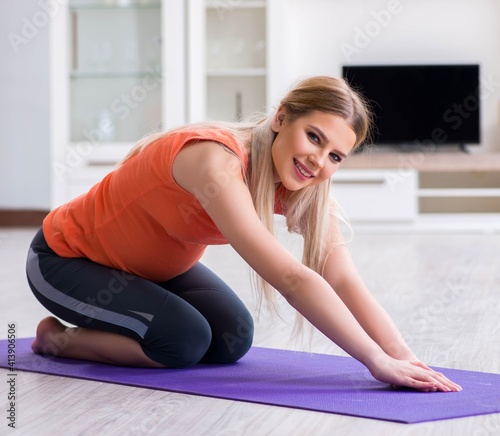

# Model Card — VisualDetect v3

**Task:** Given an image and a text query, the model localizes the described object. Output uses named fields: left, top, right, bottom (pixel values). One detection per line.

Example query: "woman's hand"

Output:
left=368, top=354, right=462, bottom=392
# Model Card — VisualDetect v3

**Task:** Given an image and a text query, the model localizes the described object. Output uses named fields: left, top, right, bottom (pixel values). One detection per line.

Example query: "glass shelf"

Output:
left=205, top=3, right=267, bottom=121
left=206, top=68, right=266, bottom=77
left=69, top=0, right=162, bottom=143
left=206, top=0, right=265, bottom=9
left=206, top=7, right=266, bottom=71
left=71, top=71, right=161, bottom=79
left=207, top=76, right=266, bottom=121
left=70, top=76, right=162, bottom=143
left=69, top=0, right=161, bottom=10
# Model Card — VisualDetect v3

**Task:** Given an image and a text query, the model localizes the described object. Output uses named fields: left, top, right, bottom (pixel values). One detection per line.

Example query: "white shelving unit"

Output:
left=418, top=171, right=500, bottom=215
left=187, top=0, right=284, bottom=123
left=50, top=0, right=185, bottom=207
left=49, top=0, right=284, bottom=207
left=205, top=2, right=266, bottom=121
left=332, top=152, right=500, bottom=231
left=331, top=169, right=418, bottom=222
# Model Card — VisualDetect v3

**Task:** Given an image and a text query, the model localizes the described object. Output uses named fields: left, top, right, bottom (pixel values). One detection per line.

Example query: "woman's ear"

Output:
left=271, top=106, right=286, bottom=132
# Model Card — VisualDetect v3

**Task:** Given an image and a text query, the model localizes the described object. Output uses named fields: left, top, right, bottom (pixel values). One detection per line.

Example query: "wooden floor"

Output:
left=1, top=226, right=499, bottom=435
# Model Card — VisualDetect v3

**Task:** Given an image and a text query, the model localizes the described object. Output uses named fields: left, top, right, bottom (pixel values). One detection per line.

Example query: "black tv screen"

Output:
left=342, top=64, right=481, bottom=148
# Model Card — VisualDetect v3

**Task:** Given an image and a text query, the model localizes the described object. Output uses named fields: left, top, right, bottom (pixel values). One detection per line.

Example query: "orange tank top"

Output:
left=43, top=128, right=252, bottom=281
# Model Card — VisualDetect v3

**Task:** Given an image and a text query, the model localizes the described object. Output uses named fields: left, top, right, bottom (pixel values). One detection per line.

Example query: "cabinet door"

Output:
left=187, top=0, right=270, bottom=122
left=331, top=170, right=418, bottom=222
left=69, top=1, right=163, bottom=144
left=51, top=1, right=188, bottom=207
left=205, top=4, right=267, bottom=121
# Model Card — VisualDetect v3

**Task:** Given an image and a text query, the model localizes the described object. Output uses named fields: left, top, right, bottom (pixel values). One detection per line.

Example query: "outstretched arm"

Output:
left=321, top=214, right=418, bottom=361
left=319, top=213, right=463, bottom=389
left=173, top=142, right=460, bottom=392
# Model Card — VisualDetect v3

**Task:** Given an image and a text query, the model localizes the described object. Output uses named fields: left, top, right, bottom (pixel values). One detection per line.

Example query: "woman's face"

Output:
left=271, top=109, right=356, bottom=191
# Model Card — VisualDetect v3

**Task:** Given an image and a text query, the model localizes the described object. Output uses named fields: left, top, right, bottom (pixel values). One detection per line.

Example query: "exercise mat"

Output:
left=1, top=338, right=499, bottom=423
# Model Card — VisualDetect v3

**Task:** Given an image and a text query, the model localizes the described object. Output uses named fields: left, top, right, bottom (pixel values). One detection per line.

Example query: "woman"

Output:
left=27, top=76, right=460, bottom=392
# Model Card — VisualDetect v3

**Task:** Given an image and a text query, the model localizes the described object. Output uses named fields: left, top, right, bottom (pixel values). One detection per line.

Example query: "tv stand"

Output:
left=332, top=152, right=500, bottom=231
left=458, top=143, right=470, bottom=154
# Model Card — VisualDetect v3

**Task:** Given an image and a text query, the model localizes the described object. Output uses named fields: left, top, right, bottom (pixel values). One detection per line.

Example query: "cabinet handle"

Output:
left=87, top=161, right=118, bottom=167
left=332, top=179, right=386, bottom=185
left=71, top=12, right=78, bottom=70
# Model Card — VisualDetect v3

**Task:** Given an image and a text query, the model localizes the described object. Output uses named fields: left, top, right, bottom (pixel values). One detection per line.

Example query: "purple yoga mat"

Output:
left=1, top=338, right=499, bottom=423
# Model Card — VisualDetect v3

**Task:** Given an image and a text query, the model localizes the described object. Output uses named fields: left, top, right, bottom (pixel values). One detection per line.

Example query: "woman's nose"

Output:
left=309, top=151, right=326, bottom=169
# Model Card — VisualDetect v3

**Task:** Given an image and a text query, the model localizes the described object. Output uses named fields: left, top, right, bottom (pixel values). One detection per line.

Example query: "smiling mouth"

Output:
left=294, top=159, right=314, bottom=178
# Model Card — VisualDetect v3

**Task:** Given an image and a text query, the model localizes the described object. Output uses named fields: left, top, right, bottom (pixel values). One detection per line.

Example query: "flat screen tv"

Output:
left=342, top=64, right=481, bottom=149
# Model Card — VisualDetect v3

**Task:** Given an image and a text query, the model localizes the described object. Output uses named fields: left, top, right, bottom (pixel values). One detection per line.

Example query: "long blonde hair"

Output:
left=122, top=76, right=371, bottom=314
left=248, top=76, right=371, bottom=315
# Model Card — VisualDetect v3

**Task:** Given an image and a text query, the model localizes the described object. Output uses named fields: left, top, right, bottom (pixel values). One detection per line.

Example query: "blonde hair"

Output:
left=248, top=76, right=371, bottom=318
left=122, top=76, right=371, bottom=318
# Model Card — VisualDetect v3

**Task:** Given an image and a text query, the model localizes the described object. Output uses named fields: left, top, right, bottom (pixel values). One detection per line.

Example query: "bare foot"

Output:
left=31, top=316, right=72, bottom=356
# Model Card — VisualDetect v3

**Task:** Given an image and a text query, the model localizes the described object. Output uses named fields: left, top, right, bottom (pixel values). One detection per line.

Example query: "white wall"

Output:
left=1, top=0, right=499, bottom=210
left=0, top=0, right=51, bottom=210
left=280, top=0, right=500, bottom=152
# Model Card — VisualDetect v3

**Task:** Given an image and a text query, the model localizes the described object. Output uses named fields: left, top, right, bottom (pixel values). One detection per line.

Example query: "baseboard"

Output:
left=0, top=210, right=49, bottom=227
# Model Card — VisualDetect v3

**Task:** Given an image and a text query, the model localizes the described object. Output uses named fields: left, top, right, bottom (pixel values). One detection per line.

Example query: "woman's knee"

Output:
left=204, top=312, right=254, bottom=364
left=141, top=296, right=213, bottom=368
left=142, top=324, right=212, bottom=368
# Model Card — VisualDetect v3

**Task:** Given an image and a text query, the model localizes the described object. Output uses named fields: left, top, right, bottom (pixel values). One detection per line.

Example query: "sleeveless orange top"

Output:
left=43, top=128, right=255, bottom=281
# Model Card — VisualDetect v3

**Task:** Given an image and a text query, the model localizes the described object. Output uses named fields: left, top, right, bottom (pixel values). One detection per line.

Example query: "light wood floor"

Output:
left=1, top=226, right=499, bottom=436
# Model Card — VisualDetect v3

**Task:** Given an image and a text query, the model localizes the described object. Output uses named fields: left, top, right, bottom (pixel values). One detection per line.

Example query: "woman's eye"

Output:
left=329, top=153, right=342, bottom=163
left=307, top=132, right=320, bottom=143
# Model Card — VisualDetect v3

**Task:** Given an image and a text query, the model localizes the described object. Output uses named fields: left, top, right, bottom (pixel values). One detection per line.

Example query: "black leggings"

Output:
left=26, top=228, right=254, bottom=368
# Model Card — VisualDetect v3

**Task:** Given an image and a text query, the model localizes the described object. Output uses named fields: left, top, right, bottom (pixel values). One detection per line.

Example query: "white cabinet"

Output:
left=418, top=171, right=500, bottom=214
left=333, top=153, right=500, bottom=230
left=50, top=0, right=282, bottom=207
left=50, top=0, right=185, bottom=207
left=68, top=1, right=163, bottom=144
left=205, top=3, right=266, bottom=121
left=331, top=170, right=418, bottom=222
left=186, top=0, right=284, bottom=123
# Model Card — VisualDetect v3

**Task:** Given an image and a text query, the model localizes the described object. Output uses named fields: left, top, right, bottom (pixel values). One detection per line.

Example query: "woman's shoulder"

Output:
left=172, top=138, right=249, bottom=203
left=166, top=125, right=242, bottom=148
left=167, top=125, right=249, bottom=167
